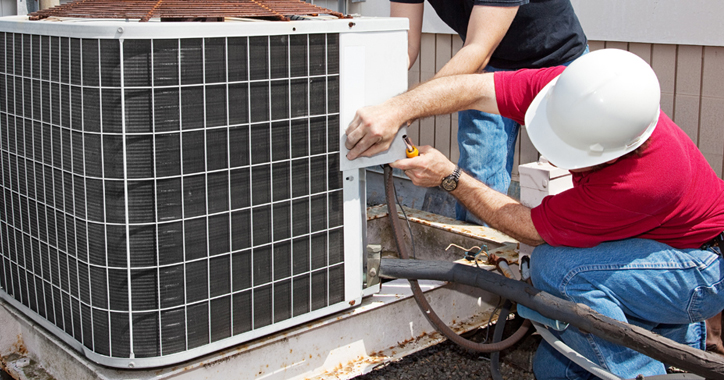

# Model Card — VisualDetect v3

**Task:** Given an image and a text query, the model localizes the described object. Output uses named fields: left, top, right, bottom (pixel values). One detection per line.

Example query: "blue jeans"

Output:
left=530, top=239, right=724, bottom=379
left=455, top=47, right=589, bottom=225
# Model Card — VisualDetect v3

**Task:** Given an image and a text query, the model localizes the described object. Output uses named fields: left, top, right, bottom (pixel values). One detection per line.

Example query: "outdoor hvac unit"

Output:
left=0, top=13, right=407, bottom=368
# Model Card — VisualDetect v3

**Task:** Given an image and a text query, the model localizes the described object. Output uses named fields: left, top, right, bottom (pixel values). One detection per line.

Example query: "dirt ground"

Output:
left=354, top=317, right=539, bottom=380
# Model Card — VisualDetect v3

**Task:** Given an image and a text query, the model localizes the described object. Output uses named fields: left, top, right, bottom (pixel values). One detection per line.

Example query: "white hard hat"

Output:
left=524, top=49, right=661, bottom=170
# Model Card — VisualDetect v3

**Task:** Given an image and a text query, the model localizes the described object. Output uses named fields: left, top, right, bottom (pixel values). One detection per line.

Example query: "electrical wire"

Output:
left=392, top=167, right=417, bottom=259
left=490, top=300, right=513, bottom=380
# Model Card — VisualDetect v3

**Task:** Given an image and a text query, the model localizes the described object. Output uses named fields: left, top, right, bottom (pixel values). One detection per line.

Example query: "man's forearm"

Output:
left=387, top=73, right=498, bottom=123
left=390, top=2, right=423, bottom=69
left=434, top=44, right=491, bottom=78
left=433, top=5, right=519, bottom=78
left=451, top=172, right=544, bottom=246
left=389, top=146, right=543, bottom=245
left=344, top=72, right=497, bottom=159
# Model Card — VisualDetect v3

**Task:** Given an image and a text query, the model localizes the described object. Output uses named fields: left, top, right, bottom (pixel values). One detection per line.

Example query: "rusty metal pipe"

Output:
left=383, top=164, right=531, bottom=353
left=379, top=258, right=724, bottom=380
left=488, top=252, right=516, bottom=280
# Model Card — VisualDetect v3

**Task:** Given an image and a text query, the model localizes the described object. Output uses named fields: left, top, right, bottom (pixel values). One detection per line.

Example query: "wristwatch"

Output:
left=440, top=166, right=461, bottom=192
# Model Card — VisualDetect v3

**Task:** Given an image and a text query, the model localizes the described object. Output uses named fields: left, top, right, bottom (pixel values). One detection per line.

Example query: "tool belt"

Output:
left=701, top=231, right=724, bottom=255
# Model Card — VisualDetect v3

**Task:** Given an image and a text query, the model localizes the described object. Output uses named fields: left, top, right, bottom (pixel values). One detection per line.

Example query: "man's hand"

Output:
left=390, top=145, right=456, bottom=188
left=345, top=102, right=405, bottom=160
left=392, top=144, right=544, bottom=246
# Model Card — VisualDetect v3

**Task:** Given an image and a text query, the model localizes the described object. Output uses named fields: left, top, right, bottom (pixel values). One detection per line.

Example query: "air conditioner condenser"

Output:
left=0, top=16, right=408, bottom=368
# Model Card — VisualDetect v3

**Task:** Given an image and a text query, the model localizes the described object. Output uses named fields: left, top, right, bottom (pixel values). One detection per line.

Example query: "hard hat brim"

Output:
left=524, top=75, right=655, bottom=171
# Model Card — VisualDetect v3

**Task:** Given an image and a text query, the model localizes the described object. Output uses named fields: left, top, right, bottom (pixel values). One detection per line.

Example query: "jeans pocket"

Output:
left=689, top=280, right=724, bottom=322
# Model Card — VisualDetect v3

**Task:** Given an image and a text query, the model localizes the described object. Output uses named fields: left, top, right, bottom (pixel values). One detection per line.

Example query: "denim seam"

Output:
left=557, top=259, right=708, bottom=296
left=687, top=276, right=724, bottom=322
left=583, top=329, right=612, bottom=372
left=558, top=264, right=689, bottom=319
left=558, top=259, right=719, bottom=325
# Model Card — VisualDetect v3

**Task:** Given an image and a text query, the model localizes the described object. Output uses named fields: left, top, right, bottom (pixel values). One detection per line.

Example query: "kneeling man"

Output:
left=345, top=49, right=724, bottom=379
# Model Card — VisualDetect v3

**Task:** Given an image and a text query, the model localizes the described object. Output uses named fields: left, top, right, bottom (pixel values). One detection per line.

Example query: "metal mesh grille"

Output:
left=28, top=0, right=346, bottom=22
left=0, top=31, right=345, bottom=360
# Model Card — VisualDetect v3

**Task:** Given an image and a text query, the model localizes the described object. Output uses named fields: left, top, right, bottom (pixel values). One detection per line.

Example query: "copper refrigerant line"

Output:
left=28, top=0, right=349, bottom=22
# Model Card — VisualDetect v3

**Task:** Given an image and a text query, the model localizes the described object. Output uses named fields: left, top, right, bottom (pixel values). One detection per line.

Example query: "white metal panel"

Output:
left=0, top=0, right=16, bottom=17
left=342, top=168, right=364, bottom=306
left=338, top=28, right=409, bottom=170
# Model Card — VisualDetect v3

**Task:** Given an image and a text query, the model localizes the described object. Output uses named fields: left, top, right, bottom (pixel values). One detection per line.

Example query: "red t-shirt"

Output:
left=495, top=67, right=724, bottom=248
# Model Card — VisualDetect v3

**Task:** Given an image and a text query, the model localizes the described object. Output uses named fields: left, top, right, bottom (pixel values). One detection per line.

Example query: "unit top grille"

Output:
left=28, top=0, right=347, bottom=22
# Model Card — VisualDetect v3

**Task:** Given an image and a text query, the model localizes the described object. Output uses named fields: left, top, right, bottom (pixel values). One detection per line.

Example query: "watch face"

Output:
left=441, top=177, right=457, bottom=191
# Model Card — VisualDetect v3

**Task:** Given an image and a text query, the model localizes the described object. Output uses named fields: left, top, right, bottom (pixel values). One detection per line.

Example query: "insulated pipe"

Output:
left=383, top=165, right=531, bottom=352
left=379, top=258, right=724, bottom=380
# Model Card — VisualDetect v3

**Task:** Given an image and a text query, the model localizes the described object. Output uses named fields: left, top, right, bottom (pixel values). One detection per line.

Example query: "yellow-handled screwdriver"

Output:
left=402, top=135, right=419, bottom=158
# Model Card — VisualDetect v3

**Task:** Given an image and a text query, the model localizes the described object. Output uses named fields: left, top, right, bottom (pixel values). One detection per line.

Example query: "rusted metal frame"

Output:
left=28, top=0, right=345, bottom=21
left=139, top=0, right=164, bottom=22
left=248, top=0, right=288, bottom=21
left=27, top=0, right=93, bottom=19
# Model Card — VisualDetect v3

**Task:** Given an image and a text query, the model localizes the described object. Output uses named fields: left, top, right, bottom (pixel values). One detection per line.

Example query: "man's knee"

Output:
left=529, top=244, right=562, bottom=294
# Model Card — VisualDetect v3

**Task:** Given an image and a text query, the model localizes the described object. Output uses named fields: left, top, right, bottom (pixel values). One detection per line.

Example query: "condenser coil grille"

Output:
left=0, top=31, right=347, bottom=363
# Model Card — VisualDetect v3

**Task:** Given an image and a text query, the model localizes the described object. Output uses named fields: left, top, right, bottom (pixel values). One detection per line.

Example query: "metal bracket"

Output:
left=366, top=244, right=381, bottom=287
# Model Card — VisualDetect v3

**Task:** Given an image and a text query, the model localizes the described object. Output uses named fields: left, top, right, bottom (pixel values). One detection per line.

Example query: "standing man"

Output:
left=390, top=0, right=588, bottom=224
left=345, top=49, right=724, bottom=379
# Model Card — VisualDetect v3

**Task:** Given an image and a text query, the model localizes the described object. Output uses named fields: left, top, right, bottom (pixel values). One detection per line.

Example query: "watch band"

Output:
left=440, top=165, right=461, bottom=192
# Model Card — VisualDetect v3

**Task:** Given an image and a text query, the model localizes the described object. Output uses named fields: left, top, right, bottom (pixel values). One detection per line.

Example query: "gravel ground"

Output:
left=354, top=317, right=539, bottom=380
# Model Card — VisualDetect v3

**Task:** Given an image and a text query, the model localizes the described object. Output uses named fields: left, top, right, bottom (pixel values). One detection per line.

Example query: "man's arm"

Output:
left=344, top=3, right=519, bottom=159
left=392, top=146, right=545, bottom=246
left=434, top=5, right=518, bottom=78
left=390, top=2, right=424, bottom=69
left=345, top=72, right=498, bottom=160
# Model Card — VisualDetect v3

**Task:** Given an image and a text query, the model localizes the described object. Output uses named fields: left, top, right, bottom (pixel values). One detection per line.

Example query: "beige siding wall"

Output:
left=410, top=35, right=724, bottom=180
